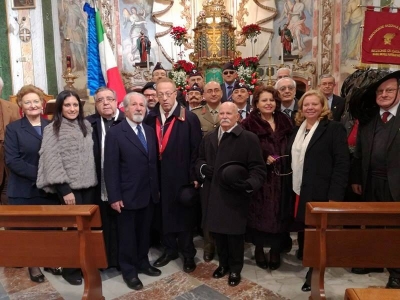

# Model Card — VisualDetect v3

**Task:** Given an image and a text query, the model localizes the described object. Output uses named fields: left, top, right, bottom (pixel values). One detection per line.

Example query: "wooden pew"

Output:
left=345, top=287, right=400, bottom=300
left=0, top=205, right=107, bottom=300
left=303, top=202, right=400, bottom=300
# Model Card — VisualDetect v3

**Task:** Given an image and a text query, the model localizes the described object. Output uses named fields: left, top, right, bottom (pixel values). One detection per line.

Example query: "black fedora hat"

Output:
left=177, top=183, right=199, bottom=207
left=218, top=161, right=249, bottom=190
left=348, top=69, right=400, bottom=125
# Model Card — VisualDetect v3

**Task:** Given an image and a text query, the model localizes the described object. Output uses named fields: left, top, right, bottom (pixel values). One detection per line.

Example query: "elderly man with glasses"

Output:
left=275, top=77, right=298, bottom=122
left=86, top=86, right=125, bottom=269
left=145, top=78, right=202, bottom=274
left=220, top=62, right=238, bottom=102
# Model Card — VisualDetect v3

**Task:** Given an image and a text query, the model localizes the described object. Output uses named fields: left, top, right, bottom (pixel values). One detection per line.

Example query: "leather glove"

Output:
left=202, top=165, right=214, bottom=179
left=230, top=180, right=252, bottom=192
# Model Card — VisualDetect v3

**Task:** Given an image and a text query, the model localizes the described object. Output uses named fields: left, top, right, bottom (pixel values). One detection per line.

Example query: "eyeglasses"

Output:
left=223, top=70, right=236, bottom=75
left=278, top=86, right=295, bottom=92
left=144, top=93, right=157, bottom=98
left=270, top=155, right=293, bottom=176
left=157, top=90, right=177, bottom=99
left=376, top=88, right=399, bottom=96
left=23, top=99, right=41, bottom=106
left=95, top=97, right=115, bottom=103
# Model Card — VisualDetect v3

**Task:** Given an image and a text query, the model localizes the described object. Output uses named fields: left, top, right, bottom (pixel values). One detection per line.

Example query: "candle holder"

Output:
left=62, top=67, right=79, bottom=91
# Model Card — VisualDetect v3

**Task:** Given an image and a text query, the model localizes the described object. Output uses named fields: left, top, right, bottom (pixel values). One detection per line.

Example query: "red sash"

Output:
left=156, top=117, right=176, bottom=160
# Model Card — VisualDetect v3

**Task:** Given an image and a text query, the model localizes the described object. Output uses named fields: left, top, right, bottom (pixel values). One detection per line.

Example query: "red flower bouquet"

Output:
left=232, top=56, right=260, bottom=92
left=241, top=24, right=261, bottom=40
left=170, top=26, right=188, bottom=46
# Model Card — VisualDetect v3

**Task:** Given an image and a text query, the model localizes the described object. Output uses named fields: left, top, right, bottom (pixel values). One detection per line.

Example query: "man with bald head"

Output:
left=192, top=81, right=222, bottom=135
left=196, top=102, right=267, bottom=286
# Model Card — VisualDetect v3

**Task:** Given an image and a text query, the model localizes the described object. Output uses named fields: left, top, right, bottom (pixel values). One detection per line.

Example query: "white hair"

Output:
left=274, top=77, right=297, bottom=89
left=123, top=92, right=148, bottom=109
left=277, top=67, right=292, bottom=77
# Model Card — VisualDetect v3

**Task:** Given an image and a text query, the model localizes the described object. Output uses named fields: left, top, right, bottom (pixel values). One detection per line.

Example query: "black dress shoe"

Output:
left=153, top=253, right=179, bottom=267
left=254, top=247, right=268, bottom=270
left=44, top=267, right=62, bottom=276
left=296, top=249, right=303, bottom=260
left=301, top=282, right=311, bottom=292
left=203, top=253, right=214, bottom=262
left=138, top=266, right=161, bottom=277
left=28, top=267, right=45, bottom=283
left=62, top=274, right=82, bottom=286
left=124, top=277, right=143, bottom=290
left=281, top=235, right=293, bottom=253
left=213, top=266, right=230, bottom=278
left=386, top=277, right=400, bottom=289
left=228, top=272, right=241, bottom=286
left=183, top=258, right=196, bottom=273
left=269, top=251, right=281, bottom=270
left=351, top=268, right=384, bottom=275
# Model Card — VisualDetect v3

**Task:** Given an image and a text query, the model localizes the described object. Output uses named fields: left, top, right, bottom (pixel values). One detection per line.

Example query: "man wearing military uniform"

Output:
left=192, top=81, right=222, bottom=136
left=231, top=81, right=251, bottom=121
left=191, top=81, right=222, bottom=262
left=186, top=83, right=204, bottom=111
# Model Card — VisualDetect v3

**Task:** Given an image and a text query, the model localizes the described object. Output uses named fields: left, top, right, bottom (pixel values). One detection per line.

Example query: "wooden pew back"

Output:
left=0, top=205, right=107, bottom=300
left=303, top=202, right=400, bottom=300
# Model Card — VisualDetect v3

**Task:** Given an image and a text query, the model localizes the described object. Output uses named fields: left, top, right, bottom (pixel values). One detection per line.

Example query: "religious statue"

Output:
left=136, top=31, right=151, bottom=62
left=279, top=24, right=293, bottom=55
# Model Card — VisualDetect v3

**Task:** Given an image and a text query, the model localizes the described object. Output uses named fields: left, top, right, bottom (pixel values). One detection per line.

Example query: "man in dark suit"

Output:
left=318, top=74, right=345, bottom=121
left=86, top=87, right=125, bottom=269
left=145, top=78, right=202, bottom=273
left=104, top=92, right=160, bottom=290
left=220, top=62, right=238, bottom=102
left=275, top=77, right=298, bottom=122
left=231, top=81, right=251, bottom=121
left=351, top=71, right=400, bottom=289
left=196, top=102, right=267, bottom=286
left=276, top=67, right=304, bottom=100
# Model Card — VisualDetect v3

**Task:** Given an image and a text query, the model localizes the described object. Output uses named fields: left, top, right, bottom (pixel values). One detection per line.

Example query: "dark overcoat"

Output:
left=351, top=105, right=400, bottom=201
left=286, top=119, right=349, bottom=222
left=4, top=117, right=54, bottom=201
left=86, top=109, right=125, bottom=201
left=241, top=111, right=293, bottom=233
left=145, top=103, right=202, bottom=233
left=195, top=125, right=267, bottom=235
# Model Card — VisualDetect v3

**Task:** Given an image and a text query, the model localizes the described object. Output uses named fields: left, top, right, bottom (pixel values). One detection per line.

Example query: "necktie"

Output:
left=227, top=86, right=233, bottom=100
left=136, top=125, right=148, bottom=152
left=211, top=110, right=218, bottom=122
left=283, top=109, right=292, bottom=117
left=239, top=109, right=245, bottom=120
left=381, top=111, right=391, bottom=123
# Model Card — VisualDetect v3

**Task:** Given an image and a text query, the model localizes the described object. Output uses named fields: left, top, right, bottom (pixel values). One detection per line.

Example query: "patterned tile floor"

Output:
left=0, top=235, right=393, bottom=299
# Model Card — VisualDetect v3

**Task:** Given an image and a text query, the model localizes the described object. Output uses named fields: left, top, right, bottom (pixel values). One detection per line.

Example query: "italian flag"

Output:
left=95, top=9, right=126, bottom=107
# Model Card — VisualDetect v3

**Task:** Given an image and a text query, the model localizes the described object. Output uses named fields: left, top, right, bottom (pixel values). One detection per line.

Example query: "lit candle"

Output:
left=171, top=42, right=174, bottom=60
left=66, top=55, right=71, bottom=69
left=269, top=40, right=272, bottom=57
left=281, top=46, right=284, bottom=65
left=147, top=55, right=150, bottom=71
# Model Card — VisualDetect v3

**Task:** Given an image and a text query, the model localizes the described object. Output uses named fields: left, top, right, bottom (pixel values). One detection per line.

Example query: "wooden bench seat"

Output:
left=303, top=202, right=400, bottom=300
left=345, top=288, right=400, bottom=300
left=0, top=205, right=107, bottom=300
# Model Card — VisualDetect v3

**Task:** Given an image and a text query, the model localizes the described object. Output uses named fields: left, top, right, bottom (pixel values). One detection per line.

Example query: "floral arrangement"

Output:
left=168, top=60, right=196, bottom=91
left=241, top=24, right=261, bottom=40
left=170, top=26, right=188, bottom=46
left=232, top=56, right=260, bottom=92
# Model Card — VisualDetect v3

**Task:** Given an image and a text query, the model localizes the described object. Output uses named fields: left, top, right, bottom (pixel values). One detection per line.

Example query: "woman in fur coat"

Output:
left=241, top=86, right=293, bottom=271
left=37, top=90, right=97, bottom=286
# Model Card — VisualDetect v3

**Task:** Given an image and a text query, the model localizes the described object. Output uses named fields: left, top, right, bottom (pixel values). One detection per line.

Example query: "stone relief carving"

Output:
left=320, top=0, right=333, bottom=75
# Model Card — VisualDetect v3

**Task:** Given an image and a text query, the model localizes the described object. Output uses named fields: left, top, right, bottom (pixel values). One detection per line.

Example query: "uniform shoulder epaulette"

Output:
left=191, top=105, right=204, bottom=111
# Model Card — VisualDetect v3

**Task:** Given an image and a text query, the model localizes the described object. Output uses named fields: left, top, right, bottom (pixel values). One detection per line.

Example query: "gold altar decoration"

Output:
left=190, top=0, right=239, bottom=68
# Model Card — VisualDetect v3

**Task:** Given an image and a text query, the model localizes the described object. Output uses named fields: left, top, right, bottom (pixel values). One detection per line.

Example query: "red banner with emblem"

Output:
left=362, top=9, right=400, bottom=64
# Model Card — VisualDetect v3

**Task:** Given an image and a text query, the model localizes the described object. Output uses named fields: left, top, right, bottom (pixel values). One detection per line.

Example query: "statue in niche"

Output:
left=136, top=31, right=151, bottom=62
left=279, top=24, right=293, bottom=55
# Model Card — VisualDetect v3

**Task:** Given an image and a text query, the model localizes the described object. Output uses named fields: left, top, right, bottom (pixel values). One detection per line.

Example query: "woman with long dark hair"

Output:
left=37, top=90, right=97, bottom=285
left=242, top=86, right=293, bottom=270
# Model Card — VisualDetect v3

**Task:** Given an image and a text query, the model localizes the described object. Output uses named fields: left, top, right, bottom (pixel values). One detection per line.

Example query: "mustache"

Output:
left=220, top=119, right=231, bottom=123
